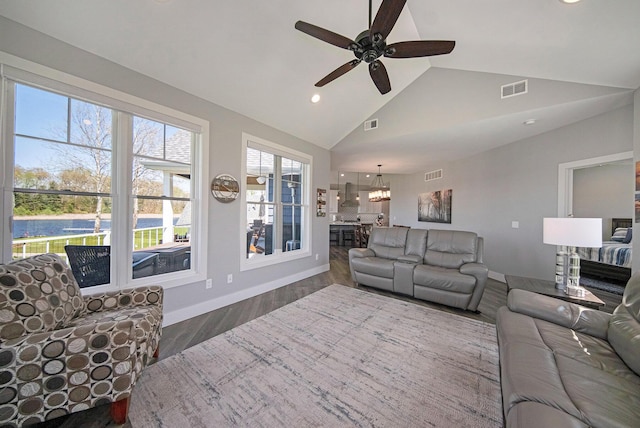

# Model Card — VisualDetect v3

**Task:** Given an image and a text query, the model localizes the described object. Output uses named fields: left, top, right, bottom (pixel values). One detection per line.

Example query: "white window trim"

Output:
left=240, top=132, right=312, bottom=271
left=0, top=52, right=209, bottom=291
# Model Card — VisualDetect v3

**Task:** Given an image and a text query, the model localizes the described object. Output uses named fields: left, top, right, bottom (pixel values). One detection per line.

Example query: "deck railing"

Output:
left=10, top=226, right=185, bottom=261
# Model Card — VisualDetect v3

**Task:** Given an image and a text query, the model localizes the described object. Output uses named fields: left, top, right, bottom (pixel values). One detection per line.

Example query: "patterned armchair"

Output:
left=0, top=253, right=163, bottom=426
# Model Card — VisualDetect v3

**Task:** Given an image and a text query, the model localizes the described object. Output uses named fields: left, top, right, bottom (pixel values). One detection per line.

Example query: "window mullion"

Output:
left=274, top=155, right=283, bottom=253
left=0, top=79, right=15, bottom=262
left=110, top=111, right=133, bottom=288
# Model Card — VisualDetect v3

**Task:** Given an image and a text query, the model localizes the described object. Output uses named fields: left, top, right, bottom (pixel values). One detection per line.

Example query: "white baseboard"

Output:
left=163, top=263, right=331, bottom=326
left=489, top=271, right=505, bottom=283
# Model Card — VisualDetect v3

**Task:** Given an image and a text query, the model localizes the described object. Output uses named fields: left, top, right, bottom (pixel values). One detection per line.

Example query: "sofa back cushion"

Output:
left=424, top=230, right=478, bottom=269
left=368, top=227, right=409, bottom=260
left=0, top=253, right=85, bottom=341
left=608, top=273, right=640, bottom=376
left=405, top=229, right=428, bottom=262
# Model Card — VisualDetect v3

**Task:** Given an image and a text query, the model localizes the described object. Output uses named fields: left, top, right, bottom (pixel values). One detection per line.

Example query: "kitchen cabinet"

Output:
left=329, top=190, right=339, bottom=213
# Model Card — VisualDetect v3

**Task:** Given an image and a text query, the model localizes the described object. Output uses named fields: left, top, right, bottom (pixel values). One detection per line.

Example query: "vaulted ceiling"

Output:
left=0, top=0, right=638, bottom=173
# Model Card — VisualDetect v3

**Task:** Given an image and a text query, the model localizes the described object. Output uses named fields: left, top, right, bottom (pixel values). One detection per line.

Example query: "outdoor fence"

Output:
left=11, top=226, right=189, bottom=260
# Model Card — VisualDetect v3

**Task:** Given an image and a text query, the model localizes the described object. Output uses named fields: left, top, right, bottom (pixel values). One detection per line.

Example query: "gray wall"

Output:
left=0, top=17, right=331, bottom=317
left=573, top=163, right=634, bottom=240
left=390, top=104, right=634, bottom=281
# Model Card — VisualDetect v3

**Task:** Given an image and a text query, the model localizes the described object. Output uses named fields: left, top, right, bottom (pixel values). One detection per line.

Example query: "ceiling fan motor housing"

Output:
left=354, top=30, right=386, bottom=63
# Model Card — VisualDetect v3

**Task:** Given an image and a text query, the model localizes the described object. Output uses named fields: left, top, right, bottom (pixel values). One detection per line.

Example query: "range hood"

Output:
left=340, top=182, right=359, bottom=207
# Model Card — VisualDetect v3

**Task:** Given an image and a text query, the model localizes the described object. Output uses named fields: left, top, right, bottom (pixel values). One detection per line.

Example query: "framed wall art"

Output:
left=418, top=189, right=452, bottom=223
left=316, top=188, right=327, bottom=217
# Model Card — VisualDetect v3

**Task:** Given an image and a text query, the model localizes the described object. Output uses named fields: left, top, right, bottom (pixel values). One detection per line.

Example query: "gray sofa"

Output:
left=496, top=274, right=640, bottom=427
left=348, top=227, right=488, bottom=311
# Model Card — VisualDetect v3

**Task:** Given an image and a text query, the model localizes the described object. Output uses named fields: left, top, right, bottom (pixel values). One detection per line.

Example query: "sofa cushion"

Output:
left=404, top=229, right=428, bottom=262
left=607, top=273, right=640, bottom=376
left=368, top=227, right=408, bottom=260
left=0, top=254, right=85, bottom=340
left=413, top=265, right=476, bottom=294
left=497, top=307, right=640, bottom=427
left=424, top=230, right=477, bottom=268
left=350, top=257, right=395, bottom=279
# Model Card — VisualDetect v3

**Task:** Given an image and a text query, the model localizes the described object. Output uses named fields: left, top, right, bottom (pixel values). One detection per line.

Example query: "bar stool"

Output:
left=329, top=226, right=340, bottom=246
left=342, top=227, right=356, bottom=247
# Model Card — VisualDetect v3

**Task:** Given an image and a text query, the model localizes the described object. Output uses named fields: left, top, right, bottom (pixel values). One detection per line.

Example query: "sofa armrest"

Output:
left=507, top=289, right=610, bottom=339
left=83, top=285, right=163, bottom=314
left=397, top=254, right=422, bottom=264
left=460, top=262, right=488, bottom=279
left=349, top=248, right=374, bottom=259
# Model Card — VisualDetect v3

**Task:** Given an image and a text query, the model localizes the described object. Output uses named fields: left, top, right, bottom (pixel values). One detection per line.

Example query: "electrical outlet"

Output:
left=511, top=221, right=519, bottom=229
left=205, top=279, right=212, bottom=289
left=227, top=274, right=233, bottom=284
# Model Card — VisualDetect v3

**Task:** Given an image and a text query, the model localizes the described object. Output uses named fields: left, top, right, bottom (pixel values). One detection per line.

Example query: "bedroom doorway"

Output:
left=557, top=151, right=633, bottom=218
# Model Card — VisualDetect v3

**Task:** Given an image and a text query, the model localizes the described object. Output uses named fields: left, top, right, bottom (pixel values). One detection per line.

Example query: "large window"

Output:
left=243, top=134, right=311, bottom=269
left=1, top=70, right=207, bottom=290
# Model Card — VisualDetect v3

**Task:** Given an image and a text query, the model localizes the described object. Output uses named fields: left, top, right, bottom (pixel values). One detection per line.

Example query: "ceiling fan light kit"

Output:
left=295, top=0, right=455, bottom=95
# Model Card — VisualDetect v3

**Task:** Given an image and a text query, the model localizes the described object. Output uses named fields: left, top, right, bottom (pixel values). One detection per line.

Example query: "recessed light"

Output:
left=311, top=94, right=320, bottom=103
left=523, top=119, right=536, bottom=125
left=560, top=0, right=581, bottom=3
left=340, top=173, right=344, bottom=177
left=366, top=174, right=370, bottom=178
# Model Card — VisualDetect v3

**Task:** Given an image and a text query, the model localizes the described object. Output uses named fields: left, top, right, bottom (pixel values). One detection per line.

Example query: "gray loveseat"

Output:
left=348, top=227, right=488, bottom=311
left=496, top=274, right=640, bottom=427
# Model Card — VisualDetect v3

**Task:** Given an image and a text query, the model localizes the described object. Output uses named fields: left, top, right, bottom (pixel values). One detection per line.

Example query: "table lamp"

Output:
left=543, top=217, right=602, bottom=295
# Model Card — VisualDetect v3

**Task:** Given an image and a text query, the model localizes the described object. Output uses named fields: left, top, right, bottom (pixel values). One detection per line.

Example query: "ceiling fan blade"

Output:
left=295, top=21, right=356, bottom=50
left=369, top=61, right=391, bottom=95
left=370, top=0, right=406, bottom=44
left=315, top=60, right=361, bottom=87
left=384, top=41, right=456, bottom=58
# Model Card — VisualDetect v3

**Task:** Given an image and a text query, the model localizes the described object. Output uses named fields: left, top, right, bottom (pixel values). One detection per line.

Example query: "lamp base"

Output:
left=554, top=248, right=568, bottom=291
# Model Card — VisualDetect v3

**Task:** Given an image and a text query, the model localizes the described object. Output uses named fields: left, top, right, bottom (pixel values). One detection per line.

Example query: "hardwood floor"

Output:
left=35, top=245, right=623, bottom=427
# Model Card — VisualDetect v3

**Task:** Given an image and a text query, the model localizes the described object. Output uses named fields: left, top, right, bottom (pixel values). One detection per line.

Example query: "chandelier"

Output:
left=368, top=164, right=390, bottom=202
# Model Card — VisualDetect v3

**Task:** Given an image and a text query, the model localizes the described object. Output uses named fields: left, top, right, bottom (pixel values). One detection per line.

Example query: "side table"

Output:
left=505, top=275, right=605, bottom=310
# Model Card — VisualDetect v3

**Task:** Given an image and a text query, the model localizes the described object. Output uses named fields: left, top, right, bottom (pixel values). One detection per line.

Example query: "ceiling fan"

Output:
left=295, top=0, right=455, bottom=95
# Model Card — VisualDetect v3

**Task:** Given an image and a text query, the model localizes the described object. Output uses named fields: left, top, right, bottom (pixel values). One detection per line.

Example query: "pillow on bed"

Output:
left=611, top=227, right=628, bottom=242
left=623, top=227, right=633, bottom=244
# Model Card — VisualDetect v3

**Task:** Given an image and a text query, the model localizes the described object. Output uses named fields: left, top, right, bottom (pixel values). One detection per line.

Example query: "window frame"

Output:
left=0, top=57, right=209, bottom=291
left=240, top=133, right=312, bottom=271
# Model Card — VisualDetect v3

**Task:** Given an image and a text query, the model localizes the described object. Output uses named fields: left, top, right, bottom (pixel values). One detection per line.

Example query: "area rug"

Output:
left=128, top=285, right=502, bottom=427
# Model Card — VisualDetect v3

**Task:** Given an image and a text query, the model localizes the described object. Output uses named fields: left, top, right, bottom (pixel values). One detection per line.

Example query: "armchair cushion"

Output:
left=0, top=254, right=85, bottom=341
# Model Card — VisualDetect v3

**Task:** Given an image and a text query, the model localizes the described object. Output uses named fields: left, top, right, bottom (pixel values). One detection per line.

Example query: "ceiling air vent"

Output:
left=501, top=79, right=528, bottom=99
left=364, top=118, right=378, bottom=131
left=424, top=169, right=443, bottom=182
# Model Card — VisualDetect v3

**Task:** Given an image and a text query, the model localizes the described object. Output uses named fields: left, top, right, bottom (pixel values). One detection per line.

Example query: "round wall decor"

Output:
left=211, top=174, right=240, bottom=203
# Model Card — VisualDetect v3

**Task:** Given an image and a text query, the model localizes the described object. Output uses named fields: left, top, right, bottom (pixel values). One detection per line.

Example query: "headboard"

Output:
left=612, top=218, right=632, bottom=235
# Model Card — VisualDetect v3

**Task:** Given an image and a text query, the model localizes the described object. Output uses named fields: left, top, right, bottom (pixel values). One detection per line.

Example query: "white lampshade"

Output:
left=543, top=218, right=603, bottom=248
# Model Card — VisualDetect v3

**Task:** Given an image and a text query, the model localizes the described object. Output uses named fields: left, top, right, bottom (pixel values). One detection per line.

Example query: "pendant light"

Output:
left=356, top=172, right=360, bottom=202
left=336, top=171, right=340, bottom=201
left=368, top=164, right=390, bottom=202
left=256, top=151, right=266, bottom=184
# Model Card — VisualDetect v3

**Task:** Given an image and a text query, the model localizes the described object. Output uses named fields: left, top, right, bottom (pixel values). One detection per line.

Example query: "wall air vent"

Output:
left=501, top=79, right=528, bottom=99
left=364, top=118, right=378, bottom=131
left=424, top=169, right=443, bottom=182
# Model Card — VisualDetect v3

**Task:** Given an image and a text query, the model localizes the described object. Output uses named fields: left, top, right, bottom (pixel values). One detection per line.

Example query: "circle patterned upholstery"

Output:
left=0, top=254, right=163, bottom=426
left=0, top=254, right=85, bottom=341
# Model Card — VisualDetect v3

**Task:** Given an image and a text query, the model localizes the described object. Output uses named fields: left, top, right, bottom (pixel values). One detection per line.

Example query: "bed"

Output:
left=578, top=218, right=632, bottom=283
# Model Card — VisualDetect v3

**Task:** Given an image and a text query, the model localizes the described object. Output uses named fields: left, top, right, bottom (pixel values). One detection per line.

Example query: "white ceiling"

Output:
left=0, top=0, right=638, bottom=174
